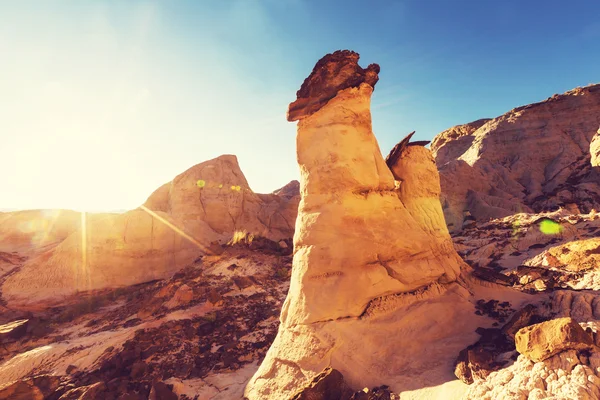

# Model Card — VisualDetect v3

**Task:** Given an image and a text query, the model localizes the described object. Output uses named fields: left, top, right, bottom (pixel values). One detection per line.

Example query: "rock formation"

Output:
left=1, top=155, right=298, bottom=308
left=245, top=51, right=480, bottom=399
left=431, top=85, right=600, bottom=231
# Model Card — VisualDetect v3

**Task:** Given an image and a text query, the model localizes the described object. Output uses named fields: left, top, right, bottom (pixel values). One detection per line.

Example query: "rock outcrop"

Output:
left=1, top=155, right=299, bottom=308
left=431, top=84, right=600, bottom=231
left=245, top=51, right=478, bottom=399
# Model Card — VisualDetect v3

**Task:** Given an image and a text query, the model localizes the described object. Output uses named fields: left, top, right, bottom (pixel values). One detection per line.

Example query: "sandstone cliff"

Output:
left=1, top=155, right=298, bottom=308
left=431, top=85, right=600, bottom=231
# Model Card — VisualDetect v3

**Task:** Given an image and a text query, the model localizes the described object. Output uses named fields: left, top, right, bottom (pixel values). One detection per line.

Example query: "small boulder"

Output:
left=164, top=284, right=194, bottom=309
left=515, top=317, right=594, bottom=362
left=291, top=367, right=353, bottom=400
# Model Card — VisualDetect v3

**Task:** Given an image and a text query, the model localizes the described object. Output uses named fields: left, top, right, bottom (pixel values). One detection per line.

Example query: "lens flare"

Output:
left=139, top=205, right=214, bottom=254
left=539, top=219, right=563, bottom=235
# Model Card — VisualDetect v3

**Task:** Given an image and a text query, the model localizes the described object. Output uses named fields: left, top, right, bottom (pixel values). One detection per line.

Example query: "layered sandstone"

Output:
left=245, top=51, right=477, bottom=399
left=431, top=85, right=600, bottom=231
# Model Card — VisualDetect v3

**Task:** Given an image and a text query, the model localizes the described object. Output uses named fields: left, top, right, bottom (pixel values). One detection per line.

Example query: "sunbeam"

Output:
left=139, top=205, right=214, bottom=255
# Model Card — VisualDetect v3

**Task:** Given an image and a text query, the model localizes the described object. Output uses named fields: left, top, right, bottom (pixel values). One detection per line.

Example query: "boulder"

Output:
left=515, top=317, right=594, bottom=362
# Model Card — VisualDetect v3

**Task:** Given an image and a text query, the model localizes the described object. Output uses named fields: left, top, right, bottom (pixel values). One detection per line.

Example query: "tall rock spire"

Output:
left=245, top=51, right=474, bottom=399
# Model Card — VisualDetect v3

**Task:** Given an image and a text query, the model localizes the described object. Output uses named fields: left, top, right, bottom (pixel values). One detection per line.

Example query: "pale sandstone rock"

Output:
left=432, top=84, right=600, bottom=231
left=592, top=127, right=600, bottom=167
left=245, top=53, right=475, bottom=399
left=515, top=317, right=594, bottom=362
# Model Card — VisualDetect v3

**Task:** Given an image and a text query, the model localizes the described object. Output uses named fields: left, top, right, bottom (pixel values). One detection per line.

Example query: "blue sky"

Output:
left=1, top=0, right=599, bottom=211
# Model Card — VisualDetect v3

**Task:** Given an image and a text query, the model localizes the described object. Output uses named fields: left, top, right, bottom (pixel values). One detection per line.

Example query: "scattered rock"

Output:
left=515, top=317, right=595, bottom=362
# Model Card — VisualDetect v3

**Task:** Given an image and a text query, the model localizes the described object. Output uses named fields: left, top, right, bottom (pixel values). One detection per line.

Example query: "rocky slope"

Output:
left=1, top=155, right=298, bottom=309
left=431, top=85, right=600, bottom=231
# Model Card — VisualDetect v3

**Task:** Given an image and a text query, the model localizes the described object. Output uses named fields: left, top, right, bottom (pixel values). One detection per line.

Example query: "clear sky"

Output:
left=1, top=0, right=599, bottom=211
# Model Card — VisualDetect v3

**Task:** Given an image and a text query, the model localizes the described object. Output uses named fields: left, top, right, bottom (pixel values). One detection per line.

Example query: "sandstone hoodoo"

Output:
left=245, top=50, right=479, bottom=399
left=431, top=85, right=600, bottom=231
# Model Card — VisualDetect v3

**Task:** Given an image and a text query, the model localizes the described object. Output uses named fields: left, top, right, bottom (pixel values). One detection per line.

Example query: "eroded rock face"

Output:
left=287, top=50, right=380, bottom=122
left=245, top=51, right=474, bottom=399
left=515, top=317, right=595, bottom=362
left=432, top=84, right=600, bottom=231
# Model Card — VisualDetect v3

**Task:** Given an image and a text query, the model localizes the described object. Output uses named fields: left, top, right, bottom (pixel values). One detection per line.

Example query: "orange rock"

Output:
left=515, top=317, right=594, bottom=362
